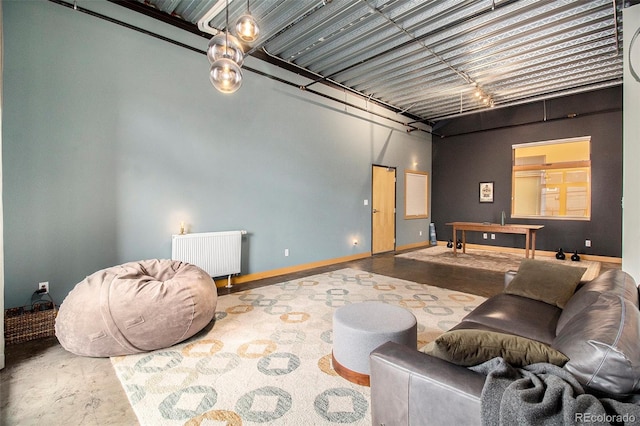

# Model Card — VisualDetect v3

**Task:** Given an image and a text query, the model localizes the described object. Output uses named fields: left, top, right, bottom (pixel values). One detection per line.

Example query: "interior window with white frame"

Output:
left=511, top=137, right=591, bottom=220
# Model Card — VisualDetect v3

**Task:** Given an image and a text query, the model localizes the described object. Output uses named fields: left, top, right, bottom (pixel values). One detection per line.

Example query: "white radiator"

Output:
left=171, top=230, right=246, bottom=287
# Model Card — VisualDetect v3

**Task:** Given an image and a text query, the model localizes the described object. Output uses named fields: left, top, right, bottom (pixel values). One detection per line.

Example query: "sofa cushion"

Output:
left=458, top=293, right=561, bottom=345
left=557, top=270, right=638, bottom=334
left=504, top=259, right=586, bottom=308
left=423, top=329, right=569, bottom=367
left=552, top=292, right=640, bottom=396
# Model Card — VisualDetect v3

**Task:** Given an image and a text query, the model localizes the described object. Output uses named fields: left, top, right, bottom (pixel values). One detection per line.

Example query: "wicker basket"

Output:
left=4, top=295, right=58, bottom=345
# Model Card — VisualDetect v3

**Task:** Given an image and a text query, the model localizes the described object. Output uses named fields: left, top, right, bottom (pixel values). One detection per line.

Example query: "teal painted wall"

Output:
left=2, top=1, right=432, bottom=308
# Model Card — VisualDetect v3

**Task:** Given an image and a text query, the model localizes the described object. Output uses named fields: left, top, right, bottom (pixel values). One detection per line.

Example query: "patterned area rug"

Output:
left=397, top=245, right=601, bottom=280
left=111, top=268, right=486, bottom=425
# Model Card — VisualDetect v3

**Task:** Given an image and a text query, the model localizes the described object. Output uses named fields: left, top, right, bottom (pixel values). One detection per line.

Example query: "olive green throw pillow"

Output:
left=423, top=329, right=569, bottom=367
left=504, top=259, right=586, bottom=308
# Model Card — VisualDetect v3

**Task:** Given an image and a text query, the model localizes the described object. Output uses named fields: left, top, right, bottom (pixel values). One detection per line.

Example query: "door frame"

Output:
left=371, top=164, right=397, bottom=254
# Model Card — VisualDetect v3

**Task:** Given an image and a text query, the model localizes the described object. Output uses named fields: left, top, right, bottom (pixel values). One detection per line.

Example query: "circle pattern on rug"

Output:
left=320, top=329, right=332, bottom=344
left=134, top=351, right=183, bottom=373
left=271, top=329, right=306, bottom=344
left=423, top=305, right=454, bottom=316
left=253, top=298, right=277, bottom=307
left=237, top=339, right=277, bottom=358
left=158, top=385, right=217, bottom=420
left=264, top=304, right=292, bottom=315
left=274, top=293, right=296, bottom=301
left=184, top=409, right=242, bottom=426
left=310, top=288, right=354, bottom=306
left=400, top=299, right=426, bottom=309
left=373, top=283, right=396, bottom=291
left=314, top=387, right=368, bottom=422
left=317, top=353, right=338, bottom=376
left=226, top=304, right=254, bottom=314
left=182, top=339, right=223, bottom=357
left=235, top=386, right=292, bottom=422
left=145, top=367, right=199, bottom=393
left=449, top=293, right=476, bottom=302
left=279, top=311, right=310, bottom=323
left=125, top=383, right=146, bottom=405
left=257, top=352, right=300, bottom=376
left=239, top=293, right=263, bottom=303
left=438, top=319, right=461, bottom=330
left=377, top=293, right=403, bottom=301
left=414, top=293, right=439, bottom=301
left=195, top=352, right=240, bottom=375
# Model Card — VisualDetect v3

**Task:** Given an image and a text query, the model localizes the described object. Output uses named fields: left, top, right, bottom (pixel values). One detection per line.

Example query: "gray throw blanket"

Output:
left=470, top=358, right=640, bottom=425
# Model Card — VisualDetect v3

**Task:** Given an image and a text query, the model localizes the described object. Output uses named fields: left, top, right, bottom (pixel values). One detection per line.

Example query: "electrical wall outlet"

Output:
left=483, top=233, right=488, bottom=239
left=38, top=281, right=49, bottom=293
left=491, top=234, right=496, bottom=240
left=284, top=248, right=289, bottom=257
left=585, top=239, right=592, bottom=247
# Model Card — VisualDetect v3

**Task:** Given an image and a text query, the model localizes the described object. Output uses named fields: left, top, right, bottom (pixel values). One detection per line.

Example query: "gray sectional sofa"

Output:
left=369, top=264, right=640, bottom=425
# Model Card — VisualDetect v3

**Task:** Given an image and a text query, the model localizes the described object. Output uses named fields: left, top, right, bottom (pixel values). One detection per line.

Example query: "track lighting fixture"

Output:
left=471, top=84, right=494, bottom=109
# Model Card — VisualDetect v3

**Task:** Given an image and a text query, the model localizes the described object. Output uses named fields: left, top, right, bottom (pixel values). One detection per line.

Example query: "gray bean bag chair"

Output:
left=55, top=259, right=217, bottom=357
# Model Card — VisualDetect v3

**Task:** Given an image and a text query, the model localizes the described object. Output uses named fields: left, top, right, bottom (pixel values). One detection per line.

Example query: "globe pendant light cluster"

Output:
left=208, top=0, right=259, bottom=94
left=208, top=31, right=244, bottom=94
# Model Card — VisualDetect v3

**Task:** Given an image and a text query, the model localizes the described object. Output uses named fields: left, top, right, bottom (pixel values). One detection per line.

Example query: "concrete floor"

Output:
left=1, top=336, right=137, bottom=425
left=1, top=251, right=620, bottom=425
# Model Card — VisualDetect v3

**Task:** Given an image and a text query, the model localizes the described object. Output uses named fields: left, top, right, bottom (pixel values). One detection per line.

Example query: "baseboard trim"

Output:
left=214, top=241, right=622, bottom=288
left=436, top=241, right=622, bottom=264
left=214, top=252, right=373, bottom=288
left=396, top=240, right=431, bottom=251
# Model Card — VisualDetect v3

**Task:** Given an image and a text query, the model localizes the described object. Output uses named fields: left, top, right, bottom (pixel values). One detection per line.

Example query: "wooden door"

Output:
left=372, top=165, right=396, bottom=254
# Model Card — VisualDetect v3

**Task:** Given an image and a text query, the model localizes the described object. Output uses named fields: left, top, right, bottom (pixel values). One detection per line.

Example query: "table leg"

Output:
left=525, top=231, right=530, bottom=258
left=452, top=227, right=457, bottom=255
left=462, top=230, right=466, bottom=254
left=531, top=231, right=536, bottom=259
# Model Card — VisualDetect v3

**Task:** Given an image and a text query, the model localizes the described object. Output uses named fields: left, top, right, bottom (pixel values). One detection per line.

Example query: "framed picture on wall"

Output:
left=479, top=182, right=494, bottom=203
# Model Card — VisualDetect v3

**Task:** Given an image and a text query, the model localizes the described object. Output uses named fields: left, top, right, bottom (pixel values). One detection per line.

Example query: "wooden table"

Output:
left=446, top=222, right=544, bottom=258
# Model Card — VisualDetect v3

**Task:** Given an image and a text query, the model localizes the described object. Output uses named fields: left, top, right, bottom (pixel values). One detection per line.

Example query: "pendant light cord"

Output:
left=224, top=0, right=229, bottom=57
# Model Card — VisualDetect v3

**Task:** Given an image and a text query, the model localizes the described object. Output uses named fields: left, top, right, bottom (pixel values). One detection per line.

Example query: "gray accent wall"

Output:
left=431, top=87, right=623, bottom=258
left=2, top=1, right=432, bottom=308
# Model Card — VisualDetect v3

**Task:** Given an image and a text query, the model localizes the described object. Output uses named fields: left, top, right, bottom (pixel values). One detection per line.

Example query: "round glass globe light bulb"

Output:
left=235, top=14, right=260, bottom=43
left=207, top=32, right=244, bottom=66
left=209, top=58, right=243, bottom=94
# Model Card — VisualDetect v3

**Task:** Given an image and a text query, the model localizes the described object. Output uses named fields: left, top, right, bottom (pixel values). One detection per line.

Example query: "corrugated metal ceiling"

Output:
left=129, top=0, right=623, bottom=124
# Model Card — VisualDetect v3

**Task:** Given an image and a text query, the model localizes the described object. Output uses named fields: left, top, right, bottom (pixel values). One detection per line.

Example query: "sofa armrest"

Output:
left=369, top=341, right=484, bottom=426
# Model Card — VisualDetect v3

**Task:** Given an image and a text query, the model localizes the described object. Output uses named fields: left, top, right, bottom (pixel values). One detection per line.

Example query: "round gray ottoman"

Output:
left=332, top=301, right=417, bottom=386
